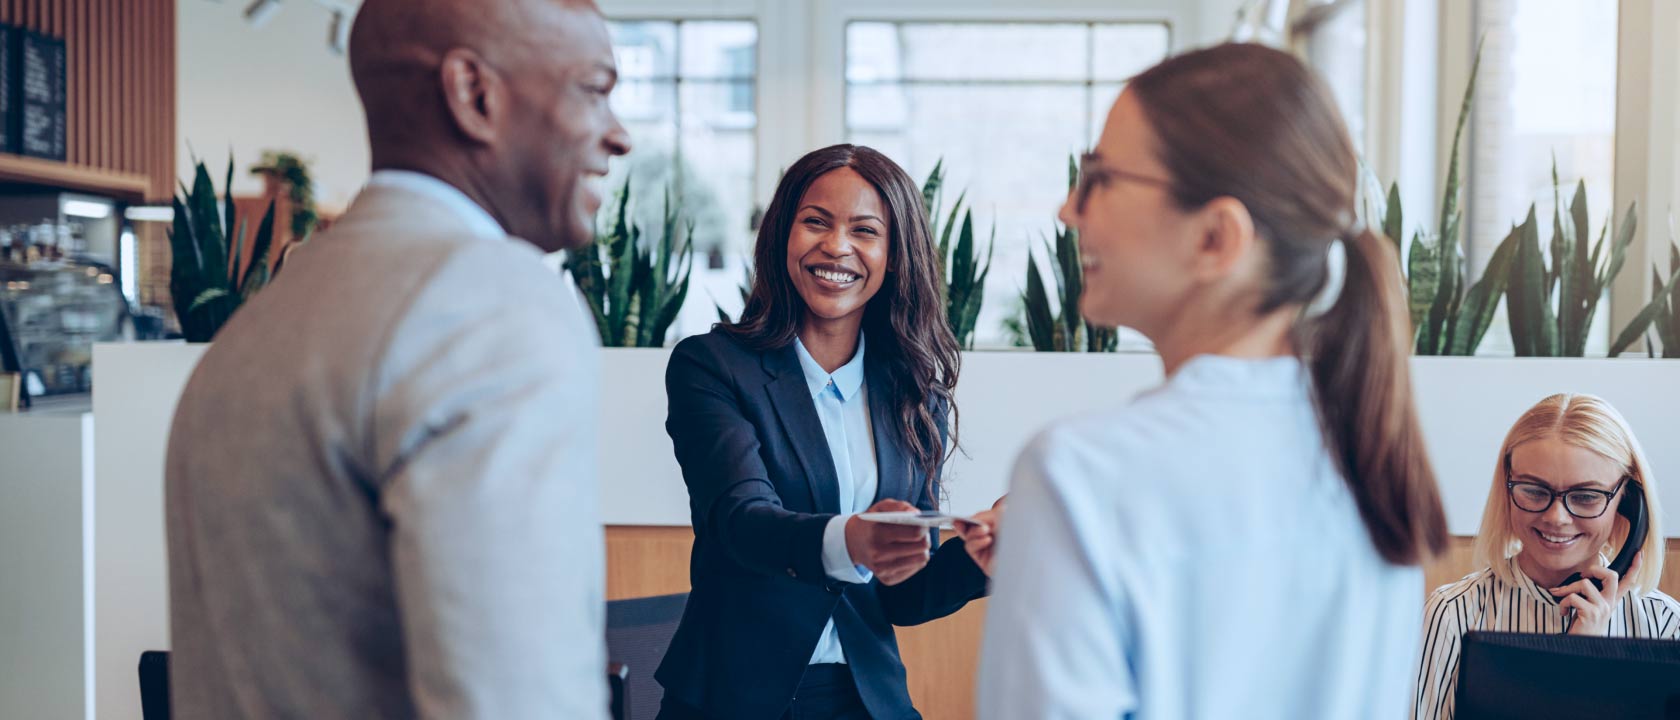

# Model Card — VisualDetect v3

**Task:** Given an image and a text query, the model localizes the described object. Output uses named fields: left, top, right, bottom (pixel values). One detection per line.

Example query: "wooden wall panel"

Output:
left=607, top=528, right=1680, bottom=720
left=605, top=525, right=986, bottom=720
left=1, top=0, right=175, bottom=202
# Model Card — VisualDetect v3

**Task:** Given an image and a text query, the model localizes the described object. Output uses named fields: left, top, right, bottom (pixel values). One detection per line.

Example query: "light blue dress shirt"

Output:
left=794, top=335, right=879, bottom=665
left=977, top=356, right=1423, bottom=719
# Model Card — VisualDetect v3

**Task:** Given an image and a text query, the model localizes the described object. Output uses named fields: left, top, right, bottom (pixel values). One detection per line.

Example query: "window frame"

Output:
left=601, top=0, right=1198, bottom=216
left=597, top=0, right=1680, bottom=352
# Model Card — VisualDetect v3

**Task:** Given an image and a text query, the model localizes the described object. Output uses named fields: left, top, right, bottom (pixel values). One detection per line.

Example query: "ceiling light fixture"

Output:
left=243, top=0, right=283, bottom=28
left=63, top=199, right=113, bottom=219
left=327, top=10, right=350, bottom=55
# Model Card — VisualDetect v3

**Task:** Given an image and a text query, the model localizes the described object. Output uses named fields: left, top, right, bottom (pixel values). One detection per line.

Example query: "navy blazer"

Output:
left=654, top=328, right=989, bottom=720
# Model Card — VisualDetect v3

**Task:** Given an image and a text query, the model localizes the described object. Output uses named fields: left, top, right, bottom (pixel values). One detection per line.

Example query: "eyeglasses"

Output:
left=1506, top=477, right=1627, bottom=519
left=1073, top=152, right=1175, bottom=213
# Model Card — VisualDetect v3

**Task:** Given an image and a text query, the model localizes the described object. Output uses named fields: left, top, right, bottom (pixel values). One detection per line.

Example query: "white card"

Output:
left=857, top=510, right=977, bottom=529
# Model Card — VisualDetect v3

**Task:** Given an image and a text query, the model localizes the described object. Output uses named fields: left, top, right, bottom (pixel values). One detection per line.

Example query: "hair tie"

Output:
left=1304, top=237, right=1347, bottom=318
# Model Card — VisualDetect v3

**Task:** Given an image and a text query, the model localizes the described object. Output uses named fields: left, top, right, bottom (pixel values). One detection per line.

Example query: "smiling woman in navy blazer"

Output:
left=655, top=144, right=992, bottom=720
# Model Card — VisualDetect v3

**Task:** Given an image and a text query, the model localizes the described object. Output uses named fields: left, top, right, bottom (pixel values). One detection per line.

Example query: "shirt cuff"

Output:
left=822, top=514, right=873, bottom=584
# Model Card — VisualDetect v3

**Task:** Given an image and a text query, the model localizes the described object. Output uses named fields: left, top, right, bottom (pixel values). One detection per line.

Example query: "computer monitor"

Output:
left=1455, top=631, right=1680, bottom=719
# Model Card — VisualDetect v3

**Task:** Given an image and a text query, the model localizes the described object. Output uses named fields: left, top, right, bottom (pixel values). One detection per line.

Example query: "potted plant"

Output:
left=168, top=157, right=278, bottom=343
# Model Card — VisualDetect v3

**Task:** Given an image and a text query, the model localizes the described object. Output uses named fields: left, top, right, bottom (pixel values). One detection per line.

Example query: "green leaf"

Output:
left=224, top=157, right=239, bottom=276
left=1408, top=232, right=1440, bottom=352
left=1436, top=38, right=1482, bottom=252
left=189, top=162, right=228, bottom=284
left=1661, top=242, right=1680, bottom=356
left=1056, top=227, right=1083, bottom=349
left=187, top=287, right=228, bottom=313
left=1609, top=267, right=1679, bottom=356
left=955, top=226, right=995, bottom=349
left=1668, top=240, right=1680, bottom=322
left=1447, top=224, right=1518, bottom=356
left=229, top=215, right=247, bottom=297
left=1023, top=253, right=1055, bottom=351
left=1566, top=209, right=1600, bottom=356
left=1548, top=165, right=1572, bottom=349
left=954, top=209, right=975, bottom=291
left=241, top=200, right=278, bottom=302
left=1602, top=202, right=1638, bottom=294
left=1382, top=183, right=1404, bottom=260
left=921, top=158, right=944, bottom=217
left=1505, top=207, right=1559, bottom=356
left=605, top=184, right=638, bottom=345
left=649, top=275, right=690, bottom=348
left=939, top=191, right=967, bottom=265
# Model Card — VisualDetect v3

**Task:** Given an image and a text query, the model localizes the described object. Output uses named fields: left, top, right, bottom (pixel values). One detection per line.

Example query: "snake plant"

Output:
left=168, top=157, right=279, bottom=343
left=1502, top=162, right=1639, bottom=357
left=1609, top=230, right=1680, bottom=357
left=565, top=177, right=694, bottom=347
left=1021, top=156, right=1117, bottom=353
left=1365, top=40, right=1514, bottom=356
left=922, top=160, right=994, bottom=349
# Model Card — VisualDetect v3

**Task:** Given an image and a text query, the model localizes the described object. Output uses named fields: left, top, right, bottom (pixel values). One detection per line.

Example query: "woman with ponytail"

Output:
left=970, top=43, right=1448, bottom=719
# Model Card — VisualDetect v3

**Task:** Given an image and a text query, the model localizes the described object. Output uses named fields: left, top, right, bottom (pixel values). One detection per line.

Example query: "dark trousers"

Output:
left=656, top=663, right=871, bottom=720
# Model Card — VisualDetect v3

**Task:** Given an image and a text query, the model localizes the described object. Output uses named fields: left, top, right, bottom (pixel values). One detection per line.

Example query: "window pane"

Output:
left=680, top=21, right=758, bottom=80
left=1092, top=24, right=1171, bottom=81
left=609, top=21, right=676, bottom=79
left=848, top=22, right=1091, bottom=82
left=1303, top=0, right=1367, bottom=155
left=602, top=20, right=758, bottom=344
left=1469, top=0, right=1617, bottom=354
left=611, top=79, right=675, bottom=124
left=845, top=21, right=1171, bottom=347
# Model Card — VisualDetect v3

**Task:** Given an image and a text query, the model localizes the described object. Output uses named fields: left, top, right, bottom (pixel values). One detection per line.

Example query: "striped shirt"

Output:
left=1412, top=557, right=1680, bottom=720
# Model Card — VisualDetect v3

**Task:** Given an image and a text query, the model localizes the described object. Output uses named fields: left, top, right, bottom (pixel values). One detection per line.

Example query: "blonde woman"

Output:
left=1412, top=393, right=1678, bottom=720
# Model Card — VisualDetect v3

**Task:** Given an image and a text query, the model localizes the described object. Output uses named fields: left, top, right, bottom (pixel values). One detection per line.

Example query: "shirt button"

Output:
left=787, top=567, right=797, bottom=578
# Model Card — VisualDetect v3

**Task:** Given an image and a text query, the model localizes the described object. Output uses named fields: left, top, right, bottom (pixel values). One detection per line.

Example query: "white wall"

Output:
left=0, top=413, right=94, bottom=720
left=92, top=344, right=205, bottom=720
left=177, top=0, right=369, bottom=212
left=71, top=343, right=1680, bottom=720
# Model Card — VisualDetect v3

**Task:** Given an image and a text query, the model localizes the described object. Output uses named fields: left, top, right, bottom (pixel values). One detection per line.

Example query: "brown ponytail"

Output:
left=1306, top=228, right=1449, bottom=564
left=1129, top=43, right=1447, bottom=565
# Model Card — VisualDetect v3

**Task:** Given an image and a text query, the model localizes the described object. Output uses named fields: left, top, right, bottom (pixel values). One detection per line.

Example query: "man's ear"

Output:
left=438, top=48, right=504, bottom=145
left=1187, top=196, right=1256, bottom=283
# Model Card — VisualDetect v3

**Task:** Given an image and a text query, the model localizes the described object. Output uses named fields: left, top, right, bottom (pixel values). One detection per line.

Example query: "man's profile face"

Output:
left=503, top=6, right=630, bottom=252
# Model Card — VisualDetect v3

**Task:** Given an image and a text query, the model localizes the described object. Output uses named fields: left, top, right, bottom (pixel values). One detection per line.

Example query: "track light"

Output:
left=327, top=10, right=350, bottom=55
left=243, top=0, right=282, bottom=28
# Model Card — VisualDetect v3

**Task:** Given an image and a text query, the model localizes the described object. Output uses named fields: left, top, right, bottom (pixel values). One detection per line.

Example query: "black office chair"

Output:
left=138, top=651, right=171, bottom=720
left=606, top=592, right=689, bottom=720
left=136, top=604, right=668, bottom=718
left=139, top=650, right=634, bottom=720
left=608, top=661, right=629, bottom=720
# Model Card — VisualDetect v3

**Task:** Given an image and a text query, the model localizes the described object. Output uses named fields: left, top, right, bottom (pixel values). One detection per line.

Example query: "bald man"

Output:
left=164, top=1, right=629, bottom=718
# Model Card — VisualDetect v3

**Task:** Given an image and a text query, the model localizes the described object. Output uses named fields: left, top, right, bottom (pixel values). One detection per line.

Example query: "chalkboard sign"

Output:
left=18, top=30, right=66, bottom=161
left=0, top=24, right=14, bottom=155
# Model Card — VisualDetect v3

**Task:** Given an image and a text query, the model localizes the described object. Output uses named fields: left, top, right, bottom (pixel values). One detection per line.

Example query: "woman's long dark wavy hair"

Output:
left=723, top=144, right=960, bottom=499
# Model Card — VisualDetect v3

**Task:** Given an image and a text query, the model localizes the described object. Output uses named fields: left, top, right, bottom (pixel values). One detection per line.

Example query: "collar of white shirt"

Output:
left=793, top=334, right=866, bottom=402
left=364, top=170, right=507, bottom=240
